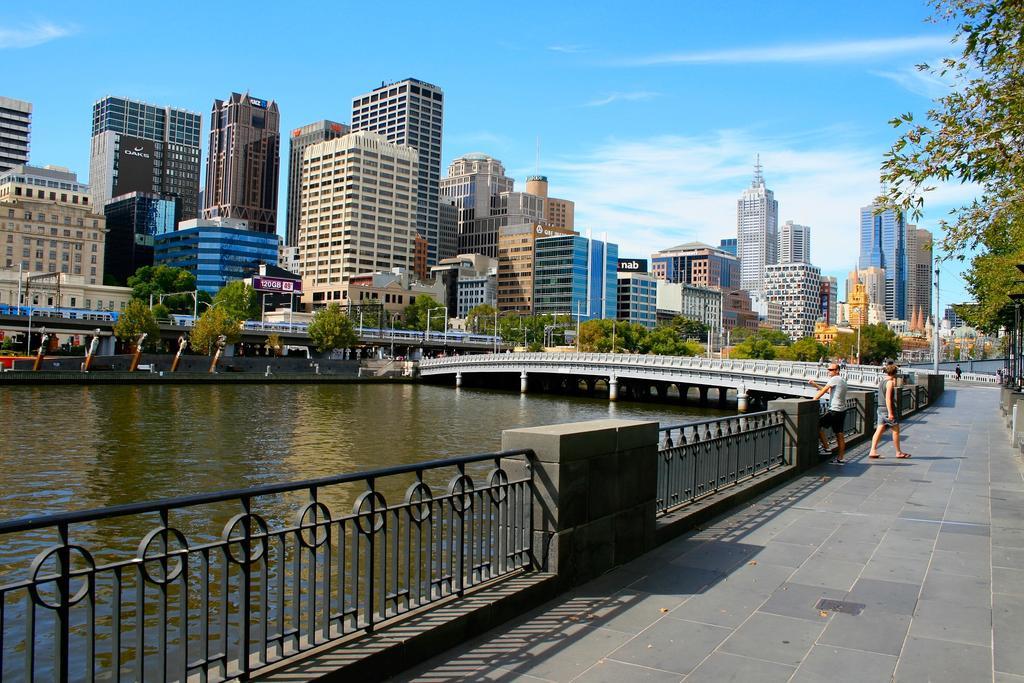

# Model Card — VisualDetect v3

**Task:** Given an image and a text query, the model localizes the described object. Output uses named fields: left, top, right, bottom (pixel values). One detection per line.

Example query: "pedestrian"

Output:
left=809, top=362, right=848, bottom=464
left=839, top=358, right=847, bottom=371
left=955, top=364, right=962, bottom=381
left=869, top=363, right=911, bottom=459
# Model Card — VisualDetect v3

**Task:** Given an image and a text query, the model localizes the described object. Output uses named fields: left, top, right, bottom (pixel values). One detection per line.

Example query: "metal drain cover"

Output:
left=816, top=599, right=865, bottom=615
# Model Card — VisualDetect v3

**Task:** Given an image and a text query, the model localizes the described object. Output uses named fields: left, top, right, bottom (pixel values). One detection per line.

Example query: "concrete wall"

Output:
left=9, top=354, right=360, bottom=375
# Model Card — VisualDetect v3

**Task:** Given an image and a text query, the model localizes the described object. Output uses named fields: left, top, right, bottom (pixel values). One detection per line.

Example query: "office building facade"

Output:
left=103, top=192, right=178, bottom=284
left=524, top=175, right=575, bottom=229
left=203, top=93, right=280, bottom=234
left=285, top=120, right=349, bottom=247
left=297, top=131, right=418, bottom=305
left=533, top=234, right=618, bottom=321
left=0, top=165, right=106, bottom=283
left=0, top=97, right=32, bottom=172
left=656, top=281, right=723, bottom=331
left=154, top=217, right=278, bottom=293
left=616, top=271, right=658, bottom=328
left=905, top=225, right=933, bottom=323
left=737, top=161, right=778, bottom=294
left=351, top=78, right=444, bottom=266
left=429, top=253, right=496, bottom=319
left=859, top=203, right=906, bottom=321
left=90, top=96, right=202, bottom=221
left=763, top=262, right=823, bottom=341
left=819, top=275, right=838, bottom=325
left=440, top=153, right=514, bottom=258
left=718, top=238, right=737, bottom=256
left=651, top=241, right=740, bottom=290
left=778, top=220, right=810, bottom=264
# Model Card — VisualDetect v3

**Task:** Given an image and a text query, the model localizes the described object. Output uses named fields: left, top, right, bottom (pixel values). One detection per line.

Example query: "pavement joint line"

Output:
left=901, top=517, right=991, bottom=527
left=585, top=656, right=687, bottom=678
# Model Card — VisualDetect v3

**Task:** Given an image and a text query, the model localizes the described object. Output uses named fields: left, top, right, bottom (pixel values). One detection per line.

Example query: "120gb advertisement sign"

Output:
left=113, top=135, right=156, bottom=196
left=252, top=276, right=302, bottom=293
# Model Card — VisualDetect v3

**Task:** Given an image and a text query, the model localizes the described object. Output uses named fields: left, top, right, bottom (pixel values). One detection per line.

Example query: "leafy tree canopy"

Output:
left=113, top=299, right=160, bottom=351
left=190, top=306, right=242, bottom=355
left=404, top=295, right=445, bottom=331
left=126, top=265, right=210, bottom=314
left=307, top=304, right=357, bottom=353
left=213, top=281, right=260, bottom=322
left=466, top=304, right=498, bottom=334
left=639, top=325, right=704, bottom=356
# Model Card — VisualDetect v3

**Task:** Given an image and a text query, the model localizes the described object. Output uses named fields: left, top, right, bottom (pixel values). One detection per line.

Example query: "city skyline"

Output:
left=4, top=2, right=974, bottom=305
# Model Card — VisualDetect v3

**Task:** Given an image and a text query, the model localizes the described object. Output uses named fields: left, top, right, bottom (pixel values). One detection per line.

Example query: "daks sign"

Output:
left=113, top=135, right=156, bottom=196
left=617, top=258, right=648, bottom=273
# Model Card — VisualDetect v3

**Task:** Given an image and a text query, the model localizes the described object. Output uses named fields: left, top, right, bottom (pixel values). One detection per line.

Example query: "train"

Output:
left=0, top=304, right=120, bottom=322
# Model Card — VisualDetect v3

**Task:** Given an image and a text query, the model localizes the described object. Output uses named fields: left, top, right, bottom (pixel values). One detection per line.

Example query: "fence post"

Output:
left=766, top=399, right=820, bottom=471
left=848, top=390, right=875, bottom=438
left=501, top=419, right=658, bottom=588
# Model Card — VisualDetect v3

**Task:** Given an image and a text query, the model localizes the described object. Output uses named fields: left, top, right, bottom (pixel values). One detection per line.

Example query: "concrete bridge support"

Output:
left=585, top=378, right=596, bottom=395
left=98, top=335, right=116, bottom=356
left=455, top=371, right=462, bottom=388
left=520, top=371, right=528, bottom=394
left=718, top=387, right=728, bottom=406
left=698, top=386, right=709, bottom=405
left=656, top=384, right=668, bottom=400
left=608, top=376, right=618, bottom=401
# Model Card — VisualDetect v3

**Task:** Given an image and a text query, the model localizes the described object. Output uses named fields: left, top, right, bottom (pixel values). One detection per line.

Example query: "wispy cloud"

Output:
left=871, top=65, right=954, bottom=98
left=584, top=91, right=660, bottom=107
left=616, top=35, right=953, bottom=67
left=547, top=44, right=586, bottom=54
left=0, top=21, right=76, bottom=49
left=543, top=129, right=978, bottom=277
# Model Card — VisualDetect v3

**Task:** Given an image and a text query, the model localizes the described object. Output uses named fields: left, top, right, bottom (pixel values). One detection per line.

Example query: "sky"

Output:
left=4, top=1, right=977, bottom=309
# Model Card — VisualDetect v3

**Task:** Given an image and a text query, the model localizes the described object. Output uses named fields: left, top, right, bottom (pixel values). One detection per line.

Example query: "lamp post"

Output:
left=1010, top=290, right=1024, bottom=388
left=425, top=306, right=447, bottom=346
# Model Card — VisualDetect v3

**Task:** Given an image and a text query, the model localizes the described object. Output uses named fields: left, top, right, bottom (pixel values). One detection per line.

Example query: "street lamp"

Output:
left=425, top=306, right=447, bottom=345
left=1009, top=290, right=1024, bottom=387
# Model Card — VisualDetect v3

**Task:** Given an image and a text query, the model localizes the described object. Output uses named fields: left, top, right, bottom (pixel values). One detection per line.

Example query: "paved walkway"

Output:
left=395, top=385, right=1024, bottom=682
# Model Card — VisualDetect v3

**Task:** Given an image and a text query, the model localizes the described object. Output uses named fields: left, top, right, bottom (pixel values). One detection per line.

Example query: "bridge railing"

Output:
left=656, top=411, right=789, bottom=516
left=0, top=450, right=534, bottom=682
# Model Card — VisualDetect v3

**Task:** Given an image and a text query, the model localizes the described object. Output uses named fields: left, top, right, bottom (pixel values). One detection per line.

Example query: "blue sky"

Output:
left=5, top=1, right=975, bottom=308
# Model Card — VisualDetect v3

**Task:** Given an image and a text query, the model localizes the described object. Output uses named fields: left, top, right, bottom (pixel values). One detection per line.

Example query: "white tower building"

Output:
left=737, top=157, right=778, bottom=295
left=779, top=220, right=810, bottom=264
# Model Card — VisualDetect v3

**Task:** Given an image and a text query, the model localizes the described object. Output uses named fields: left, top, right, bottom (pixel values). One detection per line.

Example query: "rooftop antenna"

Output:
left=535, top=136, right=541, bottom=176
left=752, top=154, right=764, bottom=187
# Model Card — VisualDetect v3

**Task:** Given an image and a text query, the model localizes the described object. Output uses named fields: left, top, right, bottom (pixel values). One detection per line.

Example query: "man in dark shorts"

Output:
left=809, top=363, right=848, bottom=464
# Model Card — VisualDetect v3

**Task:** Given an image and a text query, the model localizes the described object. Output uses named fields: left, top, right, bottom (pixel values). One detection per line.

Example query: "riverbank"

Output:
left=0, top=370, right=416, bottom=385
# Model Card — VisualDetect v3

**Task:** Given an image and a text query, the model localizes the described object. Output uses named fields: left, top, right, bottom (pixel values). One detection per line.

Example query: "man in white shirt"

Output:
left=810, top=363, right=848, bottom=464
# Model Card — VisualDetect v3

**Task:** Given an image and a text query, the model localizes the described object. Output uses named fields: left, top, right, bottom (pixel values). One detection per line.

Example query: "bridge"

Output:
left=420, top=352, right=904, bottom=404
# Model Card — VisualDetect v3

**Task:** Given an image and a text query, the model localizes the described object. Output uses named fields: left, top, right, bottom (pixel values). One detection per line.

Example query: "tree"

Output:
left=640, top=325, right=703, bottom=356
left=859, top=324, right=903, bottom=364
left=730, top=338, right=777, bottom=360
left=214, top=281, right=260, bottom=321
left=789, top=337, right=828, bottom=362
left=151, top=303, right=171, bottom=321
left=307, top=304, right=357, bottom=353
left=266, top=333, right=282, bottom=356
left=666, top=316, right=707, bottom=338
left=829, top=332, right=858, bottom=361
left=404, top=295, right=444, bottom=331
left=466, top=304, right=498, bottom=334
left=113, top=299, right=160, bottom=351
left=126, top=265, right=210, bottom=314
left=190, top=306, right=242, bottom=355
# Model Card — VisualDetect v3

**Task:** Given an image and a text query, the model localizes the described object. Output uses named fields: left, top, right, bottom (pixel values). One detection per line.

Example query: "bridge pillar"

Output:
left=585, top=378, right=596, bottom=394
left=737, top=384, right=749, bottom=413
left=501, top=419, right=659, bottom=584
left=608, top=376, right=618, bottom=401
left=455, top=371, right=462, bottom=388
left=520, top=371, right=528, bottom=394
left=656, top=384, right=668, bottom=400
left=718, top=387, right=728, bottom=406
left=98, top=335, right=116, bottom=356
left=677, top=384, right=690, bottom=403
left=698, top=386, right=709, bottom=405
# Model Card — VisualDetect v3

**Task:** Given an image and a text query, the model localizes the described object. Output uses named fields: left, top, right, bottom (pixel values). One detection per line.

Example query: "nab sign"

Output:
left=617, top=258, right=648, bottom=273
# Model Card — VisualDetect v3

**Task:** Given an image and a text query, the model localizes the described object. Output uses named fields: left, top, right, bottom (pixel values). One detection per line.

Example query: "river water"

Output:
left=0, top=383, right=729, bottom=523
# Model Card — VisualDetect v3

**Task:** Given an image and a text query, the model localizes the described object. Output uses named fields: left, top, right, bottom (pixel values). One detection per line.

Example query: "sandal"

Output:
left=896, top=452, right=912, bottom=459
left=868, top=453, right=882, bottom=459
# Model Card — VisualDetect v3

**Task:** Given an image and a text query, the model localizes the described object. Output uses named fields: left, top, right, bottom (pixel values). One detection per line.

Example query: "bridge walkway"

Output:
left=396, top=385, right=1024, bottom=682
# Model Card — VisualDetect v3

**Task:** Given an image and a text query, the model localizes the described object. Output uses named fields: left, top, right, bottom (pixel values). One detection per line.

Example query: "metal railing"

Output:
left=656, top=411, right=789, bottom=516
left=0, top=450, right=535, bottom=682
left=818, top=399, right=862, bottom=441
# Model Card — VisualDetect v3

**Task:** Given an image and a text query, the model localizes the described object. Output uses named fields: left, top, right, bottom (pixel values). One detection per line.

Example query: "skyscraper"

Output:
left=351, top=79, right=444, bottom=266
left=285, top=120, right=349, bottom=248
left=89, top=96, right=202, bottom=220
left=440, top=153, right=514, bottom=258
left=905, top=225, right=933, bottom=323
left=736, top=158, right=778, bottom=295
left=763, top=262, right=822, bottom=340
left=0, top=97, right=32, bottom=172
left=533, top=233, right=618, bottom=321
left=778, top=220, right=810, bottom=264
left=297, top=131, right=418, bottom=303
left=859, top=203, right=906, bottom=320
left=203, top=93, right=280, bottom=234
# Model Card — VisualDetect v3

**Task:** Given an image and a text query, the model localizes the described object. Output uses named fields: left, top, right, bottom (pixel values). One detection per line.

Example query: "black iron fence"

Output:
left=0, top=451, right=534, bottom=682
left=817, top=399, right=862, bottom=443
left=656, top=411, right=789, bottom=516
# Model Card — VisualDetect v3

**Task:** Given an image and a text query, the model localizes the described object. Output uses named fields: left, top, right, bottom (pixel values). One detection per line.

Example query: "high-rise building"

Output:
left=656, top=281, right=723, bottom=331
left=429, top=254, right=497, bottom=319
left=155, top=217, right=278, bottom=294
left=819, top=275, right=838, bottom=325
left=533, top=234, right=618, bottom=321
left=496, top=223, right=575, bottom=314
left=762, top=262, right=823, bottom=340
left=650, top=242, right=740, bottom=290
left=718, top=238, right=737, bottom=256
left=440, top=153, right=514, bottom=258
left=0, top=165, right=106, bottom=284
left=905, top=225, right=933, bottom=323
left=524, top=175, right=575, bottom=229
left=203, top=93, right=280, bottom=234
left=859, top=203, right=906, bottom=320
left=778, top=220, right=810, bottom=264
left=285, top=120, right=349, bottom=247
left=103, top=192, right=178, bottom=285
left=89, top=96, right=202, bottom=221
left=617, top=270, right=658, bottom=329
left=297, top=131, right=418, bottom=305
left=351, top=78, right=443, bottom=266
left=0, top=97, right=32, bottom=172
left=737, top=159, right=778, bottom=295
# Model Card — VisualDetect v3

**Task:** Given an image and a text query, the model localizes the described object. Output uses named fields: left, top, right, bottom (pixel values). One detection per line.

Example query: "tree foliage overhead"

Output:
left=881, top=1, right=1024, bottom=330
left=190, top=306, right=242, bottom=355
left=307, top=304, right=357, bottom=353
left=126, top=265, right=211, bottom=314
left=403, top=295, right=445, bottom=331
left=113, top=299, right=160, bottom=351
left=466, top=304, right=498, bottom=334
left=213, top=281, right=260, bottom=322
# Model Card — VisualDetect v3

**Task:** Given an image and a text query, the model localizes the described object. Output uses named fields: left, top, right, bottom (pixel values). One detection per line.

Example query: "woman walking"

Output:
left=869, top=363, right=911, bottom=459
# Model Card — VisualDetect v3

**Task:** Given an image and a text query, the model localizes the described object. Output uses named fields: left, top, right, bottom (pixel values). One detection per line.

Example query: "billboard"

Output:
left=252, top=276, right=302, bottom=293
left=617, top=258, right=648, bottom=273
left=113, top=136, right=155, bottom=196
left=248, top=97, right=268, bottom=109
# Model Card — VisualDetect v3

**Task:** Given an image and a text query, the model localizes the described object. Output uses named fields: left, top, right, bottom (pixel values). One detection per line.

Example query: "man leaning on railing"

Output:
left=810, top=363, right=849, bottom=465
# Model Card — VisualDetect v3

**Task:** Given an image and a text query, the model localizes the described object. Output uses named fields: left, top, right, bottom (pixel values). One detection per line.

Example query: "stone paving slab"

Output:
left=394, top=385, right=1024, bottom=682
